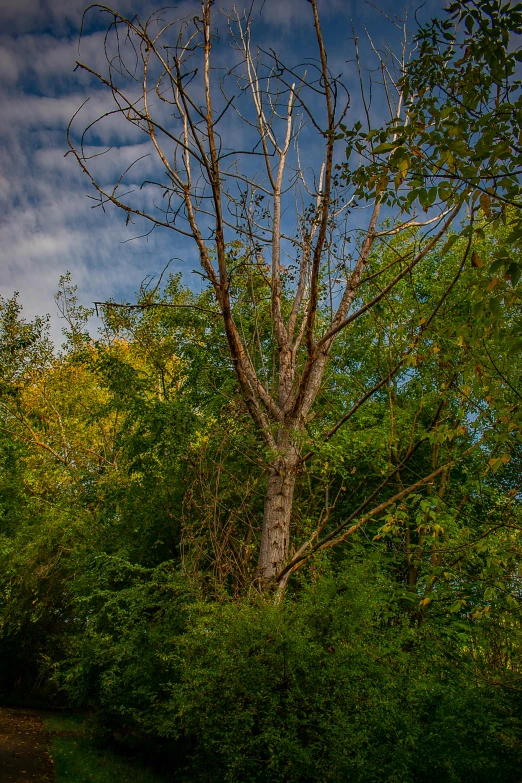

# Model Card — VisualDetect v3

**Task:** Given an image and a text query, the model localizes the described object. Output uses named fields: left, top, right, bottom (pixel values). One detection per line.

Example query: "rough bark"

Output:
left=257, top=431, right=299, bottom=581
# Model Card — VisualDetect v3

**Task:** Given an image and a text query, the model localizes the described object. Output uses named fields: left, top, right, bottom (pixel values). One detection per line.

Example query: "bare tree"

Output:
left=68, top=1, right=470, bottom=585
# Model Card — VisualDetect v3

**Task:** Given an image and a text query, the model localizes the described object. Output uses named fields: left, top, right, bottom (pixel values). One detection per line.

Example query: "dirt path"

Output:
left=0, top=708, right=54, bottom=782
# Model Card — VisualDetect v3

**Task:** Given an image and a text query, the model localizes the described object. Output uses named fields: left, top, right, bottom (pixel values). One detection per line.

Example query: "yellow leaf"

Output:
left=471, top=251, right=483, bottom=269
left=394, top=171, right=406, bottom=189
left=479, top=192, right=491, bottom=216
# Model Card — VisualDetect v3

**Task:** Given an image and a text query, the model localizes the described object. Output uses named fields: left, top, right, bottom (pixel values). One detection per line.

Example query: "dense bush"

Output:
left=58, top=552, right=521, bottom=783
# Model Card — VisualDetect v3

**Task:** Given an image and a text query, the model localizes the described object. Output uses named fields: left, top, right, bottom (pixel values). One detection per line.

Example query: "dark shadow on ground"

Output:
left=0, top=707, right=54, bottom=782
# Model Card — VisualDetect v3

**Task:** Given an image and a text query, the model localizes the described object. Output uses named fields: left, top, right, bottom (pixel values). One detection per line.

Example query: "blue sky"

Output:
left=0, top=0, right=444, bottom=342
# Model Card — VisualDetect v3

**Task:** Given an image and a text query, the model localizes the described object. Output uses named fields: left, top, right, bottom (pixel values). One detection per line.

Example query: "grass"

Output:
left=45, top=713, right=167, bottom=783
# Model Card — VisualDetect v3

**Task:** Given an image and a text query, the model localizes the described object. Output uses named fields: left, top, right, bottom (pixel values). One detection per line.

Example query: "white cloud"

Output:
left=0, top=0, right=445, bottom=345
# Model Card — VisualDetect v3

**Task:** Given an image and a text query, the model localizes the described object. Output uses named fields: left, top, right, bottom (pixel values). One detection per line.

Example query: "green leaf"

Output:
left=441, top=235, right=457, bottom=255
left=490, top=258, right=505, bottom=274
left=506, top=223, right=522, bottom=245
left=490, top=297, right=501, bottom=318
left=449, top=600, right=465, bottom=613
left=472, top=300, right=483, bottom=317
left=372, top=142, right=397, bottom=154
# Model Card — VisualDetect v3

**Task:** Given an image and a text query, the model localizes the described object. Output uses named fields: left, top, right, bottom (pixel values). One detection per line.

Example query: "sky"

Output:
left=0, top=0, right=444, bottom=343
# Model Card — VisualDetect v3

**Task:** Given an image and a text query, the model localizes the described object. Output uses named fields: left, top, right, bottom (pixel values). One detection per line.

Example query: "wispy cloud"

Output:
left=0, top=0, right=444, bottom=344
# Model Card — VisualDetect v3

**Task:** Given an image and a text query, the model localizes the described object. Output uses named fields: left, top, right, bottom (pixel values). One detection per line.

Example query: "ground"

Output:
left=0, top=707, right=54, bottom=782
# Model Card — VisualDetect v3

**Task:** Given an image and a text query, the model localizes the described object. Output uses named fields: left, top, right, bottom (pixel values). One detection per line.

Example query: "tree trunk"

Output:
left=257, top=432, right=298, bottom=582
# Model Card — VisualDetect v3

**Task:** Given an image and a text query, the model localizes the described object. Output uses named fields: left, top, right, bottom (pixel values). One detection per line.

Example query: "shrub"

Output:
left=58, top=553, right=522, bottom=782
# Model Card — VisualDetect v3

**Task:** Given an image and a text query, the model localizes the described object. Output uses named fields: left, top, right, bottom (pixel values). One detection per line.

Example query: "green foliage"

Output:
left=0, top=224, right=521, bottom=777
left=343, top=0, right=522, bottom=283
left=54, top=552, right=521, bottom=783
